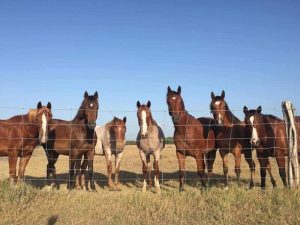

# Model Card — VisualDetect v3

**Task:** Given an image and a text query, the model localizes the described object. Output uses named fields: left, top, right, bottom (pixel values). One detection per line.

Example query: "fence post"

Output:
left=282, top=101, right=299, bottom=188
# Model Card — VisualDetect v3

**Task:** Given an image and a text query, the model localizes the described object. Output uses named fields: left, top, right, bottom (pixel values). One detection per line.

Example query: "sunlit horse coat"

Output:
left=94, top=117, right=126, bottom=188
left=136, top=101, right=165, bottom=193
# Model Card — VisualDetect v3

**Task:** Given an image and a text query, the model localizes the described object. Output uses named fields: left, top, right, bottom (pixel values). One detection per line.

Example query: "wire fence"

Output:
left=0, top=106, right=299, bottom=189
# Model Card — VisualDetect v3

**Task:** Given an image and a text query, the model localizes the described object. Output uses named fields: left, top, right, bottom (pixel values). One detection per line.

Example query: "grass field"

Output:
left=1, top=145, right=300, bottom=225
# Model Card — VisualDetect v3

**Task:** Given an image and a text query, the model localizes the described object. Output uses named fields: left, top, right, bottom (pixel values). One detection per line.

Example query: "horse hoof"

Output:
left=179, top=188, right=185, bottom=193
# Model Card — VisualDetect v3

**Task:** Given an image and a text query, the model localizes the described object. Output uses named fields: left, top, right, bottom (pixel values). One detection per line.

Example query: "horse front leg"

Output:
left=219, top=150, right=229, bottom=188
left=206, top=149, right=217, bottom=187
left=276, top=150, right=287, bottom=187
left=232, top=146, right=242, bottom=183
left=67, top=154, right=76, bottom=190
left=18, top=153, right=32, bottom=182
left=8, top=150, right=18, bottom=185
left=257, top=153, right=268, bottom=189
left=153, top=150, right=161, bottom=194
left=176, top=151, right=186, bottom=192
left=139, top=150, right=148, bottom=193
left=104, top=148, right=114, bottom=189
left=115, top=151, right=124, bottom=188
left=266, top=160, right=277, bottom=188
left=75, top=155, right=82, bottom=190
left=244, top=147, right=256, bottom=189
left=86, top=149, right=96, bottom=191
left=146, top=154, right=152, bottom=188
left=195, top=154, right=206, bottom=188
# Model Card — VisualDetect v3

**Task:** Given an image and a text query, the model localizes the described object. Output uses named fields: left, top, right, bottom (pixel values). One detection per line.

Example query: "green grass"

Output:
left=1, top=180, right=300, bottom=225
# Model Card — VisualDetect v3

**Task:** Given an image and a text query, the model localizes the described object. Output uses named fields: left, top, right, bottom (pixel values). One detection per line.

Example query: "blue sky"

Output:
left=0, top=0, right=299, bottom=139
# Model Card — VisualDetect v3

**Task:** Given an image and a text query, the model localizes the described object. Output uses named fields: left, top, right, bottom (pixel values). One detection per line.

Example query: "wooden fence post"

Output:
left=282, top=101, right=299, bottom=188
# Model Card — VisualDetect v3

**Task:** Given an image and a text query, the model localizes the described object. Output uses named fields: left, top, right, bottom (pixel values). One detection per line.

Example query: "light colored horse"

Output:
left=136, top=101, right=165, bottom=193
left=95, top=117, right=126, bottom=189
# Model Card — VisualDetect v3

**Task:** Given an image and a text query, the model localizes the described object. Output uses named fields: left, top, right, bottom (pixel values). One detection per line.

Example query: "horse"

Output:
left=45, top=91, right=99, bottom=190
left=166, top=86, right=217, bottom=191
left=210, top=91, right=255, bottom=188
left=94, top=116, right=127, bottom=190
left=136, top=100, right=165, bottom=193
left=243, top=106, right=300, bottom=189
left=0, top=102, right=52, bottom=183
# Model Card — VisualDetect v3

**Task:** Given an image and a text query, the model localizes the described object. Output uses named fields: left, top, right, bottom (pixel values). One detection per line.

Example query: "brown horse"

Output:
left=167, top=86, right=216, bottom=191
left=210, top=91, right=255, bottom=188
left=243, top=106, right=300, bottom=189
left=0, top=102, right=52, bottom=183
left=136, top=101, right=165, bottom=193
left=45, top=91, right=99, bottom=190
left=95, top=117, right=127, bottom=190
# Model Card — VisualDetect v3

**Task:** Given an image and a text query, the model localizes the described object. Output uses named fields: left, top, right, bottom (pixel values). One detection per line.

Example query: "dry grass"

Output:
left=1, top=145, right=300, bottom=225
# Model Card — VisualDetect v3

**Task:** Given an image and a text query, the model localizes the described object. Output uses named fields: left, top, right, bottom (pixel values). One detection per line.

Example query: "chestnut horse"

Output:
left=167, top=86, right=216, bottom=191
left=0, top=102, right=52, bottom=183
left=243, top=106, right=300, bottom=189
left=95, top=117, right=127, bottom=190
left=45, top=91, right=99, bottom=190
left=210, top=91, right=255, bottom=188
left=136, top=101, right=165, bottom=193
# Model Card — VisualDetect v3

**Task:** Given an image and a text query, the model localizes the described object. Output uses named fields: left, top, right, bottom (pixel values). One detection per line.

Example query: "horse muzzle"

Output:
left=172, top=114, right=180, bottom=122
left=141, top=134, right=148, bottom=139
left=251, top=139, right=260, bottom=148
left=87, top=122, right=96, bottom=130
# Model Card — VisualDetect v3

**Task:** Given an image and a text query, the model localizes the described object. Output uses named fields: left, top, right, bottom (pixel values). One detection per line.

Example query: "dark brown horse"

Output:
left=210, top=91, right=255, bottom=188
left=243, top=106, right=300, bottom=189
left=45, top=91, right=99, bottom=190
left=95, top=117, right=127, bottom=190
left=0, top=102, right=52, bottom=183
left=167, top=86, right=216, bottom=191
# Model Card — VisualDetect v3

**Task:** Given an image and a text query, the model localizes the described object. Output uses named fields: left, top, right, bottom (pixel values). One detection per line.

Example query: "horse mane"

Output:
left=265, top=114, right=281, bottom=121
left=27, top=109, right=37, bottom=123
left=224, top=102, right=241, bottom=124
left=74, top=98, right=86, bottom=120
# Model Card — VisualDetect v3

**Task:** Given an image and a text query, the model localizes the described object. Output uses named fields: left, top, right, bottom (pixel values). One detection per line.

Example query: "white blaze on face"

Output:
left=141, top=110, right=147, bottom=136
left=172, top=97, right=176, bottom=100
left=250, top=116, right=259, bottom=144
left=41, top=113, right=47, bottom=143
left=215, top=101, right=220, bottom=106
left=90, top=103, right=93, bottom=108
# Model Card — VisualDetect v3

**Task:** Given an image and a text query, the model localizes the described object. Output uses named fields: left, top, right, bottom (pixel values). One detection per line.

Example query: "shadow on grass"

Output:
left=23, top=169, right=260, bottom=190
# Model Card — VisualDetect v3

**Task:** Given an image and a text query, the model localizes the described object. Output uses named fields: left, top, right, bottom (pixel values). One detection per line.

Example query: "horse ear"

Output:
left=113, top=116, right=117, bottom=122
left=177, top=86, right=181, bottom=95
left=243, top=106, right=248, bottom=114
left=94, top=91, right=98, bottom=98
left=84, top=91, right=89, bottom=98
left=257, top=106, right=262, bottom=113
left=211, top=91, right=215, bottom=100
left=221, top=90, right=225, bottom=99
left=136, top=101, right=141, bottom=108
left=37, top=101, right=42, bottom=109
left=123, top=116, right=127, bottom=124
left=167, top=86, right=171, bottom=94
left=47, top=102, right=52, bottom=110
left=147, top=100, right=151, bottom=108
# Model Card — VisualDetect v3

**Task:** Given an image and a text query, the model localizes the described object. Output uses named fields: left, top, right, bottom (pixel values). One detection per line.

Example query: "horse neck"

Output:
left=173, top=111, right=190, bottom=133
left=223, top=107, right=241, bottom=126
left=264, top=115, right=283, bottom=133
left=147, top=116, right=158, bottom=133
left=23, top=114, right=39, bottom=137
left=72, top=108, right=86, bottom=124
